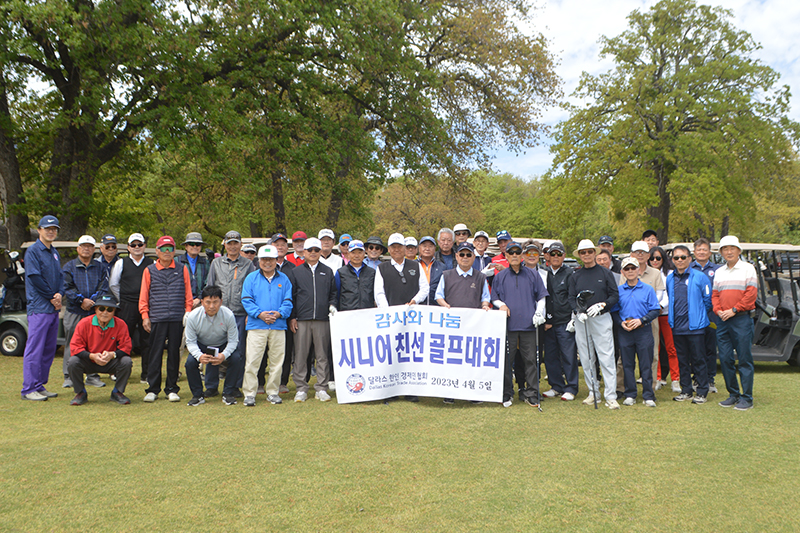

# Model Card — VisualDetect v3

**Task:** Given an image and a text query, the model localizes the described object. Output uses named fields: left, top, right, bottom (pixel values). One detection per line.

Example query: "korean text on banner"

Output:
left=331, top=305, right=506, bottom=404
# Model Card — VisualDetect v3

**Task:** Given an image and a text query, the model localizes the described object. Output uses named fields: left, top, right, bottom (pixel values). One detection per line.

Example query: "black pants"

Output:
left=118, top=300, right=150, bottom=381
left=146, top=321, right=183, bottom=395
left=68, top=355, right=132, bottom=395
left=674, top=333, right=708, bottom=396
left=504, top=330, right=538, bottom=402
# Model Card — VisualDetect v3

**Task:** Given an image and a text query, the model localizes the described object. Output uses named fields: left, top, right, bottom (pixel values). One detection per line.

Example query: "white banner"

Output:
left=331, top=305, right=507, bottom=403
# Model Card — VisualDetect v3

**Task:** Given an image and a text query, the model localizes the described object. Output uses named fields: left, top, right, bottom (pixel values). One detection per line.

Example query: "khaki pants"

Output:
left=243, top=329, right=286, bottom=397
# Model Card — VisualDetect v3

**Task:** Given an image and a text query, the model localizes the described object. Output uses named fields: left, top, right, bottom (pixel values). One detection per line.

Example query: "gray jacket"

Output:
left=206, top=255, right=256, bottom=316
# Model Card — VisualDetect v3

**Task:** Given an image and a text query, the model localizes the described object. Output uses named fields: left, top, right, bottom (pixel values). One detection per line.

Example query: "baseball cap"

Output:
left=598, top=235, right=614, bottom=245
left=156, top=236, right=176, bottom=248
left=418, top=236, right=436, bottom=246
left=349, top=240, right=365, bottom=251
left=387, top=233, right=405, bottom=246
left=339, top=233, right=353, bottom=245
left=291, top=231, right=307, bottom=241
left=719, top=235, right=742, bottom=251
left=93, top=294, right=119, bottom=309
left=506, top=241, right=522, bottom=252
left=631, top=241, right=650, bottom=253
left=128, top=233, right=145, bottom=244
left=78, top=235, right=96, bottom=246
left=224, top=230, right=242, bottom=243
left=241, top=243, right=257, bottom=253
left=548, top=241, right=566, bottom=254
left=473, top=231, right=489, bottom=240
left=456, top=242, right=474, bottom=253
left=37, top=215, right=60, bottom=229
left=621, top=257, right=639, bottom=269
left=271, top=233, right=288, bottom=243
left=524, top=243, right=540, bottom=253
left=101, top=234, right=117, bottom=245
left=258, top=245, right=279, bottom=258
left=404, top=237, right=418, bottom=247
left=496, top=230, right=512, bottom=242
left=318, top=228, right=335, bottom=240
left=304, top=237, right=322, bottom=250
left=183, top=232, right=205, bottom=245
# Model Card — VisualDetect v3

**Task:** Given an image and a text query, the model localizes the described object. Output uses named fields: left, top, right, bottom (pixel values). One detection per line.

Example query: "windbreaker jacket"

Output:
left=292, top=262, right=337, bottom=321
left=241, top=270, right=293, bottom=330
left=666, top=268, right=712, bottom=332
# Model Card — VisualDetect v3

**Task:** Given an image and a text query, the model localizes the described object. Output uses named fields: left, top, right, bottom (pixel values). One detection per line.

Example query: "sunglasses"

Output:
left=651, top=256, right=663, bottom=261
left=458, top=252, right=473, bottom=258
left=104, top=244, right=117, bottom=249
left=243, top=250, right=256, bottom=254
left=622, top=266, right=638, bottom=271
left=96, top=306, right=115, bottom=312
left=454, top=231, right=469, bottom=236
left=367, top=245, right=382, bottom=250
left=158, top=246, right=175, bottom=253
left=673, top=255, right=690, bottom=261
left=506, top=250, right=522, bottom=256
left=548, top=251, right=563, bottom=257
left=306, top=248, right=321, bottom=253
left=578, top=250, right=594, bottom=255
left=185, top=242, right=202, bottom=247
left=524, top=251, right=539, bottom=256
left=129, top=242, right=144, bottom=248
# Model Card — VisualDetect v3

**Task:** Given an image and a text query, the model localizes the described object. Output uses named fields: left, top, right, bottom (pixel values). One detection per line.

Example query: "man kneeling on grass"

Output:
left=68, top=295, right=133, bottom=405
left=184, top=285, right=240, bottom=406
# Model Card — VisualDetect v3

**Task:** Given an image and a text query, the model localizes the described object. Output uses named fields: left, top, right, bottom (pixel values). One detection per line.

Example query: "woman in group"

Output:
left=649, top=247, right=680, bottom=392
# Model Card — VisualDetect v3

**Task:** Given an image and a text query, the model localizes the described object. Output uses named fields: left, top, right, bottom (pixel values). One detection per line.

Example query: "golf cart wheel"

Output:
left=0, top=326, right=26, bottom=357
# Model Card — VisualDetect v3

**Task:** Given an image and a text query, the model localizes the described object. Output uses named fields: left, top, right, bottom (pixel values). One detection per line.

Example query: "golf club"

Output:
left=576, top=289, right=599, bottom=409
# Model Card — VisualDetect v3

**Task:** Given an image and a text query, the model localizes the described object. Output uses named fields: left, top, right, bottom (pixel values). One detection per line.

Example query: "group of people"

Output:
left=19, top=216, right=757, bottom=411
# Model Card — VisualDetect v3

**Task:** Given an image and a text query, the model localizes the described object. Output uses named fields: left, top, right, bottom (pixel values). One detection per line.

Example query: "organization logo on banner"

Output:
left=346, top=374, right=366, bottom=395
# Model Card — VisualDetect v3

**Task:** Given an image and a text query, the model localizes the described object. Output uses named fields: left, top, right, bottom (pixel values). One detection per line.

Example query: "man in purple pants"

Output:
left=20, top=215, right=64, bottom=401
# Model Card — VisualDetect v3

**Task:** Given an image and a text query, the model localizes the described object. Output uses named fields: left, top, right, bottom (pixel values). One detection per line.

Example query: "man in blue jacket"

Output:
left=668, top=245, right=712, bottom=404
left=241, top=245, right=293, bottom=406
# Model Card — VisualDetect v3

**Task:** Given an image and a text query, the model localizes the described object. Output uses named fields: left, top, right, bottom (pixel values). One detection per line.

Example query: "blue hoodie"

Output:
left=666, top=268, right=712, bottom=332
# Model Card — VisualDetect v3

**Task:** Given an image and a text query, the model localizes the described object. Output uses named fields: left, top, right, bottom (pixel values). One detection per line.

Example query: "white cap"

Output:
left=388, top=233, right=405, bottom=246
left=304, top=237, right=322, bottom=250
left=78, top=235, right=96, bottom=246
left=318, top=228, right=335, bottom=240
left=128, top=233, right=145, bottom=244
left=258, top=245, right=279, bottom=258
left=621, top=257, right=639, bottom=269
left=631, top=241, right=650, bottom=253
left=453, top=223, right=470, bottom=234
left=719, top=235, right=742, bottom=251
left=404, top=237, right=418, bottom=247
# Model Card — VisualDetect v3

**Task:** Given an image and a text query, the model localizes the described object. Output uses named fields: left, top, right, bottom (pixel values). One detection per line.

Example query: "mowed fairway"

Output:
left=1, top=354, right=799, bottom=532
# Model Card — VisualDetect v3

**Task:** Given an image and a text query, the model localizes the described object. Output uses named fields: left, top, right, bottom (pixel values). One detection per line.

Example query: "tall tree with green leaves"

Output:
left=545, top=0, right=797, bottom=243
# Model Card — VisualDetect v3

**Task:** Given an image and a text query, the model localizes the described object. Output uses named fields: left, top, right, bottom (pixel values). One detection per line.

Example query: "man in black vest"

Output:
left=139, top=235, right=193, bottom=403
left=176, top=231, right=209, bottom=308
left=109, top=233, right=154, bottom=383
left=335, top=240, right=376, bottom=311
left=435, top=242, right=491, bottom=404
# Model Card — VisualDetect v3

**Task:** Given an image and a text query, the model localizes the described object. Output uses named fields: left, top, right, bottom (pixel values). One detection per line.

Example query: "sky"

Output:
left=490, top=0, right=800, bottom=179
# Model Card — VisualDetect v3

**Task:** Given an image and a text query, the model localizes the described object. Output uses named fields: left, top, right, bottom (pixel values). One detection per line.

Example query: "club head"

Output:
left=577, top=290, right=595, bottom=305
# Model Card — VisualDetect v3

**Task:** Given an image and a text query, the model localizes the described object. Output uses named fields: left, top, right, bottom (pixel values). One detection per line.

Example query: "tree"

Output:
left=545, top=0, right=797, bottom=244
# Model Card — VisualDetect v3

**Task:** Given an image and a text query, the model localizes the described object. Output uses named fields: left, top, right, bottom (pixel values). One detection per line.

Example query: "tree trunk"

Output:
left=720, top=215, right=729, bottom=239
left=326, top=155, right=350, bottom=229
left=646, top=159, right=671, bottom=243
left=249, top=220, right=262, bottom=238
left=270, top=166, right=286, bottom=234
left=0, top=71, right=30, bottom=249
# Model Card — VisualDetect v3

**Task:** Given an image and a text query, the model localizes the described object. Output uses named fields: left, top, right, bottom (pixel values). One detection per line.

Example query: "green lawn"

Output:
left=1, top=354, right=798, bottom=532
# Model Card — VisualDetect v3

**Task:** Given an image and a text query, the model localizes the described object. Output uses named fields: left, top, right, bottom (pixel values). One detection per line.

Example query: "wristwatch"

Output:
left=732, top=307, right=738, bottom=314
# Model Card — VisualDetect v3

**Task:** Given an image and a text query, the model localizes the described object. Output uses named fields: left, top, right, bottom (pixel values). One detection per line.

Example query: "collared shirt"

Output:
left=70, top=313, right=132, bottom=361
left=63, top=258, right=108, bottom=316
left=712, top=258, right=757, bottom=313
left=186, top=254, right=198, bottom=275
left=691, top=259, right=720, bottom=280
left=24, top=238, right=64, bottom=315
left=617, top=280, right=661, bottom=323
left=108, top=255, right=147, bottom=300
left=434, top=266, right=490, bottom=302
left=374, top=258, right=430, bottom=307
left=206, top=254, right=256, bottom=315
left=185, top=305, right=239, bottom=360
left=672, top=270, right=691, bottom=334
left=320, top=252, right=343, bottom=271
left=364, top=257, right=382, bottom=269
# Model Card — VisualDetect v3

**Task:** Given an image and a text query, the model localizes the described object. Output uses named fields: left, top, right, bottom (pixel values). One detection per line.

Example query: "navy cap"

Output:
left=548, top=241, right=566, bottom=254
left=456, top=242, right=474, bottom=253
left=101, top=234, right=117, bottom=245
left=506, top=241, right=522, bottom=252
left=598, top=235, right=613, bottom=245
left=418, top=236, right=436, bottom=246
left=38, top=215, right=60, bottom=229
left=93, top=294, right=119, bottom=309
left=271, top=233, right=288, bottom=243
left=496, top=230, right=512, bottom=242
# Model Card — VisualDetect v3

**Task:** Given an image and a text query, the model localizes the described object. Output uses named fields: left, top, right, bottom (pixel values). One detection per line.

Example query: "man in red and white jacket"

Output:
left=711, top=235, right=757, bottom=411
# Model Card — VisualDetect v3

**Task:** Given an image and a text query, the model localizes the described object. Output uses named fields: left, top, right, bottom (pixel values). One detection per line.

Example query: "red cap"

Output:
left=291, top=231, right=307, bottom=241
left=156, top=236, right=176, bottom=248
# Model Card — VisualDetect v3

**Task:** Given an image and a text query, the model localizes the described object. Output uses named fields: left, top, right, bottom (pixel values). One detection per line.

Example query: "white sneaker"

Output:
left=542, top=389, right=559, bottom=398
left=644, top=399, right=657, bottom=407
left=606, top=399, right=620, bottom=410
left=622, top=397, right=635, bottom=406
left=316, top=390, right=331, bottom=402
left=328, top=381, right=336, bottom=392
left=583, top=394, right=599, bottom=405
left=709, top=383, right=719, bottom=394
left=560, top=392, right=575, bottom=401
left=143, top=392, right=157, bottom=403
left=294, top=391, right=308, bottom=402
left=659, top=379, right=667, bottom=386
left=502, top=399, right=512, bottom=408
left=22, top=391, right=48, bottom=401
left=168, top=392, right=180, bottom=402
left=654, top=381, right=662, bottom=391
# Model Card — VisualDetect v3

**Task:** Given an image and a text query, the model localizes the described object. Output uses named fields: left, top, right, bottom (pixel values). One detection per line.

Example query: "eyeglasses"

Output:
left=578, top=250, right=594, bottom=255
left=129, top=242, right=144, bottom=248
left=622, top=266, right=638, bottom=271
left=185, top=242, right=202, bottom=247
left=96, top=306, right=115, bottom=313
left=158, top=246, right=175, bottom=253
left=548, top=251, right=563, bottom=257
left=673, top=255, right=690, bottom=261
left=458, top=253, right=473, bottom=258
left=651, top=256, right=662, bottom=261
left=506, top=250, right=522, bottom=256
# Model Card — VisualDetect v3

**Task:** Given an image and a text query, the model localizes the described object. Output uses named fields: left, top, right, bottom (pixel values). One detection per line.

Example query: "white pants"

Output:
left=574, top=312, right=617, bottom=402
left=243, top=329, right=286, bottom=397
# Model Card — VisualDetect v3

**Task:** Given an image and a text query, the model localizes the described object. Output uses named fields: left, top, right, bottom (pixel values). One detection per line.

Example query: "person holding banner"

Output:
left=417, top=236, right=446, bottom=305
left=436, top=242, right=491, bottom=404
left=375, top=233, right=430, bottom=402
left=490, top=241, right=548, bottom=408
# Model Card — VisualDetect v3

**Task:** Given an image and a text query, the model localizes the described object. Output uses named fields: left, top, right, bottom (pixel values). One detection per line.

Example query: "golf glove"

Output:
left=577, top=313, right=588, bottom=323
left=532, top=313, right=546, bottom=327
left=329, top=305, right=337, bottom=317
left=586, top=302, right=606, bottom=317
left=566, top=319, right=575, bottom=333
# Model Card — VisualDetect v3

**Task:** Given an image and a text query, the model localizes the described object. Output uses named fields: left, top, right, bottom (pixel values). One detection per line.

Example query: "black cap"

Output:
left=93, top=294, right=119, bottom=309
left=365, top=236, right=387, bottom=252
left=271, top=233, right=288, bottom=243
left=548, top=241, right=566, bottom=254
left=598, top=235, right=613, bottom=245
